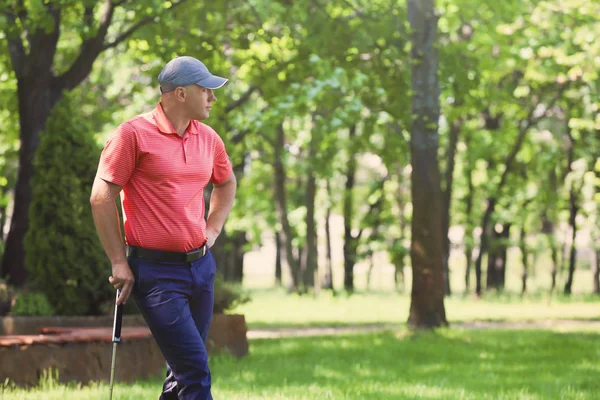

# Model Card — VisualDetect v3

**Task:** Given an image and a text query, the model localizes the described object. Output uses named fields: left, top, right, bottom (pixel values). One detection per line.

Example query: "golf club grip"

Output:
left=112, top=289, right=124, bottom=343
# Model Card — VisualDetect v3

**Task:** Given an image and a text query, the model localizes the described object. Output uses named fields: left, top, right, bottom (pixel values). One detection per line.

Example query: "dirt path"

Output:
left=247, top=319, right=600, bottom=339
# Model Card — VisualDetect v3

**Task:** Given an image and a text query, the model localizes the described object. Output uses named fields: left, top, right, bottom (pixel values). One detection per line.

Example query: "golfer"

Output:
left=90, top=56, right=236, bottom=400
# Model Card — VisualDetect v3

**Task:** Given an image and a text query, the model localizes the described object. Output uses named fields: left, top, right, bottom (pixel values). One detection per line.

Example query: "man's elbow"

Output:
left=215, top=172, right=237, bottom=189
left=90, top=178, right=120, bottom=208
left=90, top=190, right=105, bottom=208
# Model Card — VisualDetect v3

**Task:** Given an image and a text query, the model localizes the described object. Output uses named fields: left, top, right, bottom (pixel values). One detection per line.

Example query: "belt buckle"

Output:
left=184, top=245, right=206, bottom=262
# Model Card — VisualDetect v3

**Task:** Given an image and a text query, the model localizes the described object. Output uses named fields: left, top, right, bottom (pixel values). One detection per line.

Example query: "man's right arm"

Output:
left=90, top=177, right=134, bottom=305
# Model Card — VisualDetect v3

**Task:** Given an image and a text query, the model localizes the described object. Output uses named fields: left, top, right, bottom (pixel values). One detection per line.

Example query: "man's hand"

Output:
left=109, top=262, right=135, bottom=305
left=206, top=226, right=220, bottom=249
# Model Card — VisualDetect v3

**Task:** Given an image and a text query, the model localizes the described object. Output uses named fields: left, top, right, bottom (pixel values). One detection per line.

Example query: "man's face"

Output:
left=183, top=85, right=216, bottom=120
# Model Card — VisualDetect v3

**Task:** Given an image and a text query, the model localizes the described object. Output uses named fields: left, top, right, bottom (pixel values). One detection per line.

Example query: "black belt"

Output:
left=127, top=244, right=208, bottom=263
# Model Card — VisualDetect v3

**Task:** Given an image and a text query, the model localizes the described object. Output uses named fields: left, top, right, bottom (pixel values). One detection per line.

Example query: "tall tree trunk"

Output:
left=407, top=0, right=447, bottom=328
left=302, top=118, right=319, bottom=290
left=1, top=81, right=61, bottom=286
left=204, top=181, right=246, bottom=282
left=564, top=187, right=579, bottom=295
left=273, top=123, right=301, bottom=290
left=520, top=225, right=528, bottom=295
left=542, top=214, right=559, bottom=292
left=486, top=223, right=510, bottom=291
left=275, top=231, right=282, bottom=286
left=393, top=166, right=408, bottom=292
left=464, top=156, right=474, bottom=293
left=343, top=125, right=359, bottom=293
left=213, top=230, right=246, bottom=282
left=0, top=187, right=9, bottom=242
left=323, top=180, right=334, bottom=291
left=441, top=119, right=460, bottom=296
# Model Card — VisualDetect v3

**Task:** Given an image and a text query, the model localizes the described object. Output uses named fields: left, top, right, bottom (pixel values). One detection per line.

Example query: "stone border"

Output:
left=0, top=314, right=248, bottom=387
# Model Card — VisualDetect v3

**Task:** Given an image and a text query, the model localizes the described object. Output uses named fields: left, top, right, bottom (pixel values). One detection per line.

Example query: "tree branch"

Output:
left=225, top=86, right=258, bottom=113
left=495, top=83, right=569, bottom=199
left=56, top=0, right=188, bottom=90
left=101, top=15, right=155, bottom=50
left=102, top=0, right=189, bottom=50
left=55, top=0, right=117, bottom=90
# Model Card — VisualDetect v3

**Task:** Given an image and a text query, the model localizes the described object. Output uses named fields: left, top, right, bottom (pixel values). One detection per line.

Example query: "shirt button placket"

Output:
left=182, top=137, right=188, bottom=164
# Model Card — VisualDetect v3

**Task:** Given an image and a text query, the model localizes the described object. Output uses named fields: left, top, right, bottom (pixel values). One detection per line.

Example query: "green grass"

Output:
left=235, top=289, right=600, bottom=328
left=3, top=329, right=600, bottom=399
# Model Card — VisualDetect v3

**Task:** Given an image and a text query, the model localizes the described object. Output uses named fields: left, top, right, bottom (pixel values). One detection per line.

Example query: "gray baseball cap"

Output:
left=157, top=56, right=228, bottom=92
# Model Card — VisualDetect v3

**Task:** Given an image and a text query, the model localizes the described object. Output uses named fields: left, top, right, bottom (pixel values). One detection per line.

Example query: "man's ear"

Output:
left=175, top=87, right=186, bottom=101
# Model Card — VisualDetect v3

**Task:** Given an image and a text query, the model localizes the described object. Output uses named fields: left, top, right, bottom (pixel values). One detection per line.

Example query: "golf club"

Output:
left=109, top=288, right=123, bottom=400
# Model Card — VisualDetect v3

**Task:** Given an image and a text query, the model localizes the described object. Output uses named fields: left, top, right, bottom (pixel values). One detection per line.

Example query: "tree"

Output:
left=0, top=0, right=188, bottom=285
left=406, top=0, right=447, bottom=328
left=24, top=91, right=110, bottom=315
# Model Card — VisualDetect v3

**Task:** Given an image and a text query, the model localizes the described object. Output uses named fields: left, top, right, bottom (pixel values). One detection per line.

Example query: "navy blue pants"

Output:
left=129, top=250, right=216, bottom=400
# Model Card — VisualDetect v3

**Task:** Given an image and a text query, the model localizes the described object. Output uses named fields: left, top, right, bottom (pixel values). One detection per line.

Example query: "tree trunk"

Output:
left=520, top=225, right=528, bottom=295
left=0, top=188, right=8, bottom=242
left=563, top=187, right=578, bottom=295
left=486, top=223, right=510, bottom=291
left=407, top=0, right=447, bottom=328
left=343, top=125, right=358, bottom=293
left=542, top=215, right=560, bottom=292
left=273, top=123, right=301, bottom=290
left=275, top=231, right=282, bottom=286
left=204, top=182, right=245, bottom=282
left=1, top=80, right=61, bottom=286
left=323, top=180, right=334, bottom=291
left=302, top=119, right=319, bottom=290
left=441, top=119, right=460, bottom=296
left=464, top=155, right=474, bottom=293
left=393, top=166, right=408, bottom=292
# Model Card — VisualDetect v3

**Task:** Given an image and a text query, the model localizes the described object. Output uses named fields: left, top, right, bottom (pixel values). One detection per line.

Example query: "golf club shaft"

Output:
left=109, top=288, right=123, bottom=400
left=109, top=342, right=117, bottom=399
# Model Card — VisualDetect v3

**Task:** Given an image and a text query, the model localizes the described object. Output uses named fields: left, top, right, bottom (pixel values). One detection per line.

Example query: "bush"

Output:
left=11, top=290, right=55, bottom=316
left=213, top=277, right=250, bottom=314
left=0, top=279, right=15, bottom=316
left=24, top=91, right=112, bottom=316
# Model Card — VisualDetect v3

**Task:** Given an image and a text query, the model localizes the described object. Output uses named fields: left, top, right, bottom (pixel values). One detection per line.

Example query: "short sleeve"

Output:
left=96, top=122, right=138, bottom=186
left=210, top=134, right=233, bottom=184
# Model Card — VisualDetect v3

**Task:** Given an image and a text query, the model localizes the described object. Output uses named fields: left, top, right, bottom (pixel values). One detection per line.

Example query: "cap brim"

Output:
left=197, top=75, right=228, bottom=89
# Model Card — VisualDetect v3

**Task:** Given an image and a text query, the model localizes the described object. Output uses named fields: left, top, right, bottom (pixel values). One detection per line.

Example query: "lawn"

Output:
left=235, top=289, right=600, bottom=328
left=3, top=329, right=599, bottom=399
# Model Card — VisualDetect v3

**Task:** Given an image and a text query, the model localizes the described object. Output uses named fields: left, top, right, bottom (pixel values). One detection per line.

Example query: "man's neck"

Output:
left=161, top=101, right=191, bottom=137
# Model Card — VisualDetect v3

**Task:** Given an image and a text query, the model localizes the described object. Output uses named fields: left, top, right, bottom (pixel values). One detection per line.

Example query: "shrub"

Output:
left=11, top=290, right=55, bottom=316
left=0, top=279, right=14, bottom=316
left=24, top=91, right=112, bottom=315
left=213, top=277, right=250, bottom=314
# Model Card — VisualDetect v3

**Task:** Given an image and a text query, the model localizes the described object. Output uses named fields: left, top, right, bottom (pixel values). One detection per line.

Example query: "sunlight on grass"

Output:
left=234, top=289, right=600, bottom=328
left=3, top=329, right=599, bottom=399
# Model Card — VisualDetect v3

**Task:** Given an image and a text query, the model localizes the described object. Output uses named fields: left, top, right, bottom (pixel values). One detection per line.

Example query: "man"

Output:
left=90, top=56, right=236, bottom=400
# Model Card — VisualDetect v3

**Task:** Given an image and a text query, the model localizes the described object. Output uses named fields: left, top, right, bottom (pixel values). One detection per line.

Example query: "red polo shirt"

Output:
left=96, top=103, right=232, bottom=252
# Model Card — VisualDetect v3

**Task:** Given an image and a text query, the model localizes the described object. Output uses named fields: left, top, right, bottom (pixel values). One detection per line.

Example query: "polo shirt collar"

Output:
left=152, top=103, right=197, bottom=135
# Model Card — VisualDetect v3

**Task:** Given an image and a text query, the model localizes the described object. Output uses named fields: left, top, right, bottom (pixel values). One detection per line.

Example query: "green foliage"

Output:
left=10, top=290, right=55, bottom=317
left=0, top=278, right=14, bottom=316
left=24, top=91, right=111, bottom=316
left=213, top=276, right=251, bottom=314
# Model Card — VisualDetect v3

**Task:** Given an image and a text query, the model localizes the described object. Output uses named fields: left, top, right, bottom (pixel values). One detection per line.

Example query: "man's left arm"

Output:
left=206, top=172, right=237, bottom=247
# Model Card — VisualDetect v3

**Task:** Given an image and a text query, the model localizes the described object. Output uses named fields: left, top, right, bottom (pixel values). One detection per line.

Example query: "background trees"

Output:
left=0, top=0, right=598, bottom=322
